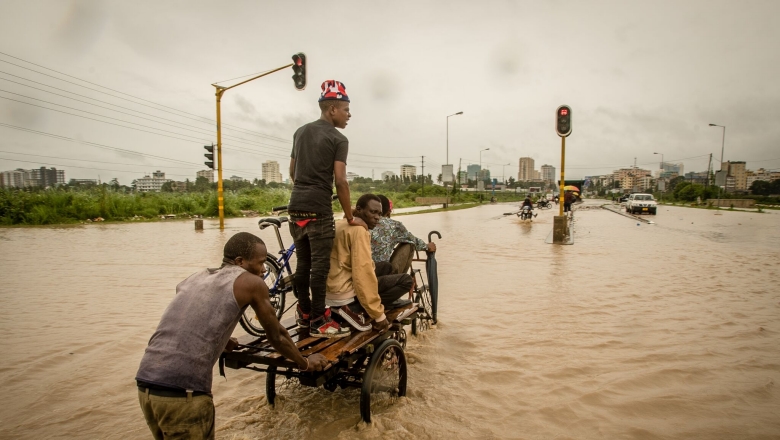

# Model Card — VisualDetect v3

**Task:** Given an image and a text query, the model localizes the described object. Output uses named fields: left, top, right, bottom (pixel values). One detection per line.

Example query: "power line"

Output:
left=0, top=52, right=292, bottom=143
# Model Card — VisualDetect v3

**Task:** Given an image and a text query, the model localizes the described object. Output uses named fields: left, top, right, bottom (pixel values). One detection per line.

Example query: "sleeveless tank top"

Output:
left=136, top=264, right=246, bottom=393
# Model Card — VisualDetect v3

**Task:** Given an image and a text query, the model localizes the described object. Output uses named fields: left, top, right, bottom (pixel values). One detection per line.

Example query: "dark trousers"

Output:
left=290, top=216, right=335, bottom=318
left=564, top=202, right=572, bottom=213
left=389, top=243, right=415, bottom=275
left=374, top=261, right=414, bottom=308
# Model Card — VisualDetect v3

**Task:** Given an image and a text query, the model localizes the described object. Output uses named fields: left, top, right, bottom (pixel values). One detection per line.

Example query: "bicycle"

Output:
left=238, top=203, right=298, bottom=336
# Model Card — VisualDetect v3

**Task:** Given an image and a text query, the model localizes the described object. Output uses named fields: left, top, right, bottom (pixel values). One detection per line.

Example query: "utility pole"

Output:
left=420, top=156, right=425, bottom=196
left=706, top=153, right=712, bottom=188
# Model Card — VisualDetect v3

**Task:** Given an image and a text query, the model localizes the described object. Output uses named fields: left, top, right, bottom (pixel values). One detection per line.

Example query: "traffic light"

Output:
left=291, top=52, right=306, bottom=90
left=556, top=105, right=572, bottom=137
left=204, top=144, right=215, bottom=169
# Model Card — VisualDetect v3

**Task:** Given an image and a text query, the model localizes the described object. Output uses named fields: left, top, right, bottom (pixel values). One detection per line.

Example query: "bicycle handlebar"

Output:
left=428, top=231, right=442, bottom=242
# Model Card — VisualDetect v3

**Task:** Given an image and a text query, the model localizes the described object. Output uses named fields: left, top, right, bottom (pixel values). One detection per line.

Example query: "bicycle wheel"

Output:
left=412, top=285, right=434, bottom=335
left=360, top=339, right=407, bottom=423
left=239, top=256, right=285, bottom=336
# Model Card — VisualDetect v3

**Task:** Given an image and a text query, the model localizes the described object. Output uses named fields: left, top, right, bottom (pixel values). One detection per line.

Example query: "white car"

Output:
left=625, top=193, right=657, bottom=215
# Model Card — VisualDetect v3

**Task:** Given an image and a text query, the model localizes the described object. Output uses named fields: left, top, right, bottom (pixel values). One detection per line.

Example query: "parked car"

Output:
left=625, top=193, right=657, bottom=215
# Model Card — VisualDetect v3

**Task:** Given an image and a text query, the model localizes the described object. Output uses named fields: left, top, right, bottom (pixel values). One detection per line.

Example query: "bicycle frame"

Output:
left=262, top=221, right=298, bottom=313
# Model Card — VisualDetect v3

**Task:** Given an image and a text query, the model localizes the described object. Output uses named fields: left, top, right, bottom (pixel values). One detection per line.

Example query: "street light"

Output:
left=446, top=111, right=463, bottom=165
left=709, top=123, right=726, bottom=208
left=502, top=162, right=511, bottom=184
left=480, top=148, right=489, bottom=169
left=653, top=152, right=664, bottom=171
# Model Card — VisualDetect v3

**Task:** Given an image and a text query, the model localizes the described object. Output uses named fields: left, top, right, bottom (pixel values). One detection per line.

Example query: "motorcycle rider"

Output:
left=519, top=195, right=536, bottom=219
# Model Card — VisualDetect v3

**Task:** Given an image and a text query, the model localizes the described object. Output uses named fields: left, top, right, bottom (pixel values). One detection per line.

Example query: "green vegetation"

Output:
left=1, top=176, right=523, bottom=226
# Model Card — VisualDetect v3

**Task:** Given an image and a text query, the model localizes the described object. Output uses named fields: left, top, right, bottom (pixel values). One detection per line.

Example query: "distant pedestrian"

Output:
left=564, top=191, right=574, bottom=214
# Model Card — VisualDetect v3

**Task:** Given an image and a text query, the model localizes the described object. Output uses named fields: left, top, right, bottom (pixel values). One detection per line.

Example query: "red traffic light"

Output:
left=555, top=105, right=572, bottom=137
left=291, top=52, right=306, bottom=90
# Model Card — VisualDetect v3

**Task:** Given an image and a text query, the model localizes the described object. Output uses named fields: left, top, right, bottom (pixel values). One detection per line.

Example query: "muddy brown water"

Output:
left=1, top=201, right=779, bottom=439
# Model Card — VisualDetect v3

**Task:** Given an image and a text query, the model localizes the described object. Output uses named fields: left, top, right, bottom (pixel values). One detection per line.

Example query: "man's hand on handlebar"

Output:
left=426, top=242, right=437, bottom=252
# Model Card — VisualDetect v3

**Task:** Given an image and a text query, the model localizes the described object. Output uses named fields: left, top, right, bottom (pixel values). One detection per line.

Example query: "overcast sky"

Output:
left=0, top=0, right=778, bottom=185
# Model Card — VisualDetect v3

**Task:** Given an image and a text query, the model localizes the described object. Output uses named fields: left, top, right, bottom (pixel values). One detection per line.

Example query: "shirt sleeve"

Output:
left=334, top=134, right=349, bottom=164
left=350, top=229, right=385, bottom=321
left=392, top=220, right=427, bottom=251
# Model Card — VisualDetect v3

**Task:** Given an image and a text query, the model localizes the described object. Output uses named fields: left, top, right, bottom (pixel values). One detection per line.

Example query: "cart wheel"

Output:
left=266, top=366, right=277, bottom=406
left=360, top=339, right=407, bottom=423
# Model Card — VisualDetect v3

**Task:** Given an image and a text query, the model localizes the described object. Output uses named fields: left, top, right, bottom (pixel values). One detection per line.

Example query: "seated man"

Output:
left=370, top=195, right=436, bottom=275
left=326, top=194, right=414, bottom=333
left=521, top=195, right=533, bottom=209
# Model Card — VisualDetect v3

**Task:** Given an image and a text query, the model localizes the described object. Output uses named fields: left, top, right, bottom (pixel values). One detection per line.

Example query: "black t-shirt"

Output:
left=288, top=119, right=349, bottom=217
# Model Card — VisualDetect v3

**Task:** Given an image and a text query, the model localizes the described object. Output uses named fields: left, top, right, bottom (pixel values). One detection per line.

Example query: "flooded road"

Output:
left=1, top=201, right=779, bottom=439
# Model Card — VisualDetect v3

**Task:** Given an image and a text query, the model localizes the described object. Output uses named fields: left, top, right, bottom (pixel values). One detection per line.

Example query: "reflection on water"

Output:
left=1, top=202, right=779, bottom=439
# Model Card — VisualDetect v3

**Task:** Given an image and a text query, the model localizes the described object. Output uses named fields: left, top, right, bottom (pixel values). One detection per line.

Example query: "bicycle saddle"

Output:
left=257, top=216, right=289, bottom=229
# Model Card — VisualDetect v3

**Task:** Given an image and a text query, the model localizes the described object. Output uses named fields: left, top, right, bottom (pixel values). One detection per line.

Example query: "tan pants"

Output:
left=138, top=389, right=215, bottom=440
left=389, top=243, right=415, bottom=275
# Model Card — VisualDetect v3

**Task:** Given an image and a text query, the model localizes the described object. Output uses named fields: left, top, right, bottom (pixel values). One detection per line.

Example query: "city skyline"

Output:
left=1, top=1, right=778, bottom=185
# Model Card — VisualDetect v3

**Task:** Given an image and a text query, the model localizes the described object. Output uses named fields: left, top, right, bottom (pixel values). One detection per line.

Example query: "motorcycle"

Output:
left=518, top=205, right=536, bottom=221
left=537, top=199, right=552, bottom=209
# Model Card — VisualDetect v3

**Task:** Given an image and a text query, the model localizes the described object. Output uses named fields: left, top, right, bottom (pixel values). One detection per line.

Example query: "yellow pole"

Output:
left=559, top=136, right=566, bottom=217
left=215, top=87, right=225, bottom=230
left=209, top=63, right=294, bottom=230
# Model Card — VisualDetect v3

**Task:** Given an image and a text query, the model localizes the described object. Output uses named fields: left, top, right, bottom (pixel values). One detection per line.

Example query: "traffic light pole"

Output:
left=212, top=63, right=292, bottom=229
left=559, top=136, right=566, bottom=217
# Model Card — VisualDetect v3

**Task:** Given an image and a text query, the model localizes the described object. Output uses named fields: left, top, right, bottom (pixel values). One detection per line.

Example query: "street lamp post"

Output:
left=709, top=123, right=726, bottom=208
left=653, top=152, right=664, bottom=171
left=654, top=152, right=663, bottom=201
left=480, top=148, right=489, bottom=169
left=502, top=162, right=511, bottom=184
left=446, top=111, right=463, bottom=166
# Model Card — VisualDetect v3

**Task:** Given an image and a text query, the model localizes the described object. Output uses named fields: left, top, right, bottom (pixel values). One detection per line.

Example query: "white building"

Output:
left=261, top=160, right=283, bottom=184
left=346, top=172, right=360, bottom=182
left=0, top=169, right=26, bottom=188
left=400, top=164, right=416, bottom=180
left=135, top=171, right=171, bottom=192
left=381, top=171, right=396, bottom=181
left=541, top=164, right=556, bottom=183
left=196, top=169, right=214, bottom=183
left=518, top=157, right=535, bottom=182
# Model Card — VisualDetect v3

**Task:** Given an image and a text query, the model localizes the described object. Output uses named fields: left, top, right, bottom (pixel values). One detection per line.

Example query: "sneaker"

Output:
left=334, top=303, right=372, bottom=332
left=296, top=305, right=310, bottom=328
left=310, top=311, right=351, bottom=338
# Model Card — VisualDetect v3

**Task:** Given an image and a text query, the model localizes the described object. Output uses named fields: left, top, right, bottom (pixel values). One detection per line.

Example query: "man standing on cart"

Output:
left=288, top=80, right=366, bottom=338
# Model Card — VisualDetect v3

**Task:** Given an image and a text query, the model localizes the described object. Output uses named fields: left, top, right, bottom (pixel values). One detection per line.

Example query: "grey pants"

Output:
left=138, top=389, right=215, bottom=440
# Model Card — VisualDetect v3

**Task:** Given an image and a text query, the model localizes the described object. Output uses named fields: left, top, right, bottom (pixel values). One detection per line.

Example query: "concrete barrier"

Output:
left=415, top=197, right=452, bottom=207
left=706, top=199, right=756, bottom=208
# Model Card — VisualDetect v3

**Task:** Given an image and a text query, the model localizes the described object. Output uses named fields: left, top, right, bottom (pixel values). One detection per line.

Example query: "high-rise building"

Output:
left=477, top=169, right=491, bottom=182
left=400, top=164, right=416, bottom=179
left=196, top=169, right=214, bottom=183
left=466, top=164, right=481, bottom=180
left=261, top=160, right=283, bottom=183
left=518, top=157, right=535, bottom=181
left=0, top=169, right=25, bottom=188
left=541, top=164, right=556, bottom=183
left=458, top=170, right=468, bottom=184
left=722, top=161, right=747, bottom=191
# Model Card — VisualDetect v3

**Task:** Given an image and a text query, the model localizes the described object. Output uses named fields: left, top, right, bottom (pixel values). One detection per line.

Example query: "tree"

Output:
left=194, top=176, right=211, bottom=192
left=750, top=180, right=771, bottom=195
left=160, top=181, right=175, bottom=192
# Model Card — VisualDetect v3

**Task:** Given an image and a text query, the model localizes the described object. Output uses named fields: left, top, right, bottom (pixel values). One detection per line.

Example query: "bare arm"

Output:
left=333, top=161, right=352, bottom=220
left=233, top=272, right=327, bottom=371
left=289, top=158, right=296, bottom=184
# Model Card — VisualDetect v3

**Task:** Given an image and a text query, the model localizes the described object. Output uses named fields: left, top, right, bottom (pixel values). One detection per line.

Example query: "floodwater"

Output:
left=1, top=201, right=779, bottom=439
